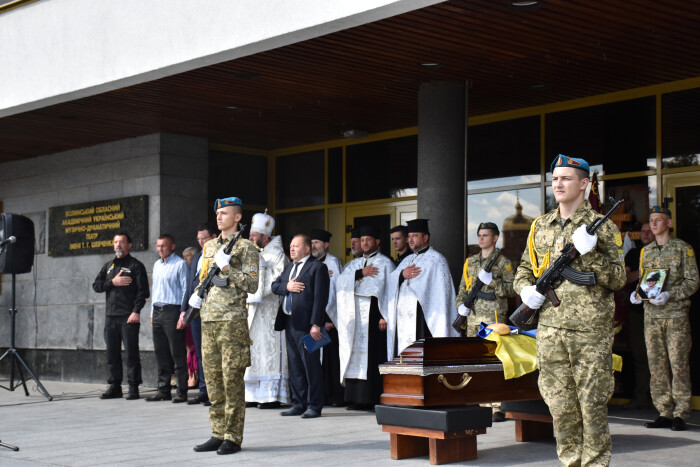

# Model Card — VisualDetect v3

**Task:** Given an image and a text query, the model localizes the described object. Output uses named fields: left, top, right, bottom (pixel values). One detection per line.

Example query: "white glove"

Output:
left=458, top=304, right=473, bottom=317
left=629, top=290, right=643, bottom=305
left=215, top=249, right=232, bottom=269
left=520, top=285, right=546, bottom=310
left=571, top=225, right=597, bottom=255
left=477, top=269, right=493, bottom=285
left=649, top=291, right=670, bottom=306
left=188, top=293, right=203, bottom=309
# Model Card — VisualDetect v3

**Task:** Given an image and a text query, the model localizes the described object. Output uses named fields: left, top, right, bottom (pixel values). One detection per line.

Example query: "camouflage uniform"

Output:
left=640, top=237, right=699, bottom=420
left=456, top=250, right=515, bottom=337
left=514, top=200, right=626, bottom=467
left=197, top=233, right=259, bottom=445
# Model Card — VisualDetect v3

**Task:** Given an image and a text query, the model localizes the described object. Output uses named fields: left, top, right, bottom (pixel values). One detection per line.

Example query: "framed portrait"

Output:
left=636, top=268, right=669, bottom=301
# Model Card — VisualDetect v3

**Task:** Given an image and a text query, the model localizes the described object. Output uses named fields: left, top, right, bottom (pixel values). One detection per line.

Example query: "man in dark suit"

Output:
left=272, top=234, right=330, bottom=418
left=184, top=224, right=217, bottom=406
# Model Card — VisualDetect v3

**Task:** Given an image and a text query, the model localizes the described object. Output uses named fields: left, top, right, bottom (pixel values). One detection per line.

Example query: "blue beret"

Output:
left=649, top=205, right=672, bottom=217
left=214, top=197, right=242, bottom=212
left=477, top=222, right=499, bottom=235
left=550, top=154, right=590, bottom=175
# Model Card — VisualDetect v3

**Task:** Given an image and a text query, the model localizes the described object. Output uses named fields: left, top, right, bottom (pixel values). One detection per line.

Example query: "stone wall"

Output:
left=0, top=133, right=208, bottom=384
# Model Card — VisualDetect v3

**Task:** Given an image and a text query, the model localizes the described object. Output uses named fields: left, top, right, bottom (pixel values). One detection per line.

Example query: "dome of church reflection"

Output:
left=502, top=197, right=534, bottom=262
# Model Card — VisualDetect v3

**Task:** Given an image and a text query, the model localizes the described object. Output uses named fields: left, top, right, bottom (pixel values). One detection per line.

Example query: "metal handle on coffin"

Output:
left=437, top=373, right=472, bottom=391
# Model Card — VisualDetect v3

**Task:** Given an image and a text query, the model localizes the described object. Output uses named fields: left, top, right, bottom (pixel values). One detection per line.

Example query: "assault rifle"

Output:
left=509, top=198, right=623, bottom=331
left=183, top=224, right=248, bottom=326
left=452, top=248, right=502, bottom=335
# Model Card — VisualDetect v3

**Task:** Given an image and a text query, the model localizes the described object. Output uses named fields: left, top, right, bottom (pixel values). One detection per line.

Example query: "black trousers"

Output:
left=285, top=318, right=325, bottom=412
left=104, top=315, right=141, bottom=386
left=322, top=326, right=345, bottom=405
left=152, top=305, right=188, bottom=395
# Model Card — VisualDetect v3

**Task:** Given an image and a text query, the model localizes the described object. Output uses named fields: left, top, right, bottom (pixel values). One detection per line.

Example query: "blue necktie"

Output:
left=285, top=261, right=301, bottom=312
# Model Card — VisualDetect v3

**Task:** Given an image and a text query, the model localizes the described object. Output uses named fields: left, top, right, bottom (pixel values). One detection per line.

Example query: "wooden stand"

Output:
left=382, top=424, right=486, bottom=465
left=504, top=411, right=553, bottom=442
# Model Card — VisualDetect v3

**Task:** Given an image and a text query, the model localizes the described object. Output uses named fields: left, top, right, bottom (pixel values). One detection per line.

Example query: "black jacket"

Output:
left=271, top=256, right=330, bottom=332
left=93, top=254, right=150, bottom=316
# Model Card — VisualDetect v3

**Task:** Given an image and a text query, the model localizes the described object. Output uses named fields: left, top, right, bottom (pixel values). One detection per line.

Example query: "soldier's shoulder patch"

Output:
left=250, top=264, right=258, bottom=275
left=504, top=262, right=513, bottom=272
left=506, top=272, right=515, bottom=281
left=687, top=248, right=695, bottom=257
left=613, top=233, right=622, bottom=247
left=619, top=249, right=625, bottom=263
left=689, top=259, right=696, bottom=267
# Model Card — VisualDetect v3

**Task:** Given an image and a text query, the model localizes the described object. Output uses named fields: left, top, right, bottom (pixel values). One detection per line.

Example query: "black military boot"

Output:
left=125, top=385, right=139, bottom=400
left=645, top=416, right=672, bottom=428
left=100, top=385, right=123, bottom=399
left=193, top=437, right=223, bottom=452
left=217, top=440, right=241, bottom=455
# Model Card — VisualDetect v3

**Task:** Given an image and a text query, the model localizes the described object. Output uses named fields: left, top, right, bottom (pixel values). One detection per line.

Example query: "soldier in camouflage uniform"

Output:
left=514, top=156, right=626, bottom=467
left=456, top=222, right=515, bottom=337
left=630, top=206, right=699, bottom=432
left=190, top=197, right=259, bottom=455
left=456, top=221, right=515, bottom=422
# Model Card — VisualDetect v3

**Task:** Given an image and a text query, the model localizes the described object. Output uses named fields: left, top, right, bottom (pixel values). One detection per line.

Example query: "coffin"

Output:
left=379, top=337, right=541, bottom=406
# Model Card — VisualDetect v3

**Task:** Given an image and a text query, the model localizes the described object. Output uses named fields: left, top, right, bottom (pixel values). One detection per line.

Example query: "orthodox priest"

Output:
left=244, top=211, right=290, bottom=408
left=310, top=229, right=345, bottom=407
left=386, top=219, right=458, bottom=360
left=336, top=225, right=395, bottom=409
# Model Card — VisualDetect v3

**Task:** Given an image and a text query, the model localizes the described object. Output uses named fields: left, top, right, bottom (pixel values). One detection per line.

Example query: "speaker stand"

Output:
left=0, top=439, right=19, bottom=451
left=0, top=274, right=52, bottom=401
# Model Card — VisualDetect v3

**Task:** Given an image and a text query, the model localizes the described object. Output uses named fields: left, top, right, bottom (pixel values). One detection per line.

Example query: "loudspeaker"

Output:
left=0, top=213, right=35, bottom=274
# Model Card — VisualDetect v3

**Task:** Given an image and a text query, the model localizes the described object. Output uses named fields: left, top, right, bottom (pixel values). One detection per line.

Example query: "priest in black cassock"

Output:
left=386, top=219, right=458, bottom=360
left=336, top=225, right=395, bottom=410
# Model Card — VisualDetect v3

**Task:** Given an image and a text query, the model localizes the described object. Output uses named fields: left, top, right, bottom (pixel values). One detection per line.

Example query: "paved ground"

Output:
left=0, top=380, right=698, bottom=466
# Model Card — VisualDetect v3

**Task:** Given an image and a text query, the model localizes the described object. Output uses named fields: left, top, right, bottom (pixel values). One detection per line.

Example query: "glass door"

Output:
left=345, top=201, right=416, bottom=263
left=663, top=172, right=700, bottom=401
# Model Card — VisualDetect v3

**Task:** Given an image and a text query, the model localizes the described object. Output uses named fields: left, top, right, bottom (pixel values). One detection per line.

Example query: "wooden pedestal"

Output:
left=382, top=424, right=486, bottom=465
left=504, top=411, right=554, bottom=442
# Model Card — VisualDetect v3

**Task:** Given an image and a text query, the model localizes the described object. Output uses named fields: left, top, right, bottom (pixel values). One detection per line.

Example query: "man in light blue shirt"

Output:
left=146, top=234, right=189, bottom=403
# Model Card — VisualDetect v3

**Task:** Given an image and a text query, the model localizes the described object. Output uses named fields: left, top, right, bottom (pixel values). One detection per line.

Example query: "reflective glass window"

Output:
left=662, top=88, right=700, bottom=169
left=467, top=188, right=541, bottom=262
left=346, top=136, right=417, bottom=202
left=209, top=150, right=267, bottom=206
left=275, top=210, right=325, bottom=254
left=468, top=116, right=541, bottom=189
left=328, top=147, right=343, bottom=204
left=275, top=151, right=324, bottom=209
left=546, top=97, right=655, bottom=174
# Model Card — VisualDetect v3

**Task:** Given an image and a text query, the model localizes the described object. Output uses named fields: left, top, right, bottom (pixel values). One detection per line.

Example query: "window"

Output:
left=346, top=136, right=417, bottom=202
left=546, top=98, right=655, bottom=174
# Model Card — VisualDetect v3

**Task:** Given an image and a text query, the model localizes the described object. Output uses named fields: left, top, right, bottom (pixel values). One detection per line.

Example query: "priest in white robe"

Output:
left=244, top=211, right=290, bottom=407
left=336, top=225, right=395, bottom=409
left=386, top=218, right=458, bottom=360
left=310, top=229, right=345, bottom=406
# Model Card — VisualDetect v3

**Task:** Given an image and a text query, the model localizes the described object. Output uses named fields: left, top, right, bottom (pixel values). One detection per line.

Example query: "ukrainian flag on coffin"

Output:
left=477, top=324, right=622, bottom=379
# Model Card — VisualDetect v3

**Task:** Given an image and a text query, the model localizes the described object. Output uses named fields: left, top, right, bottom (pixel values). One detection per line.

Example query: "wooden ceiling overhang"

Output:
left=2, top=0, right=700, bottom=162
